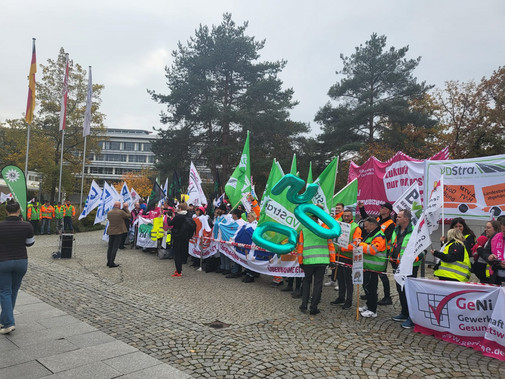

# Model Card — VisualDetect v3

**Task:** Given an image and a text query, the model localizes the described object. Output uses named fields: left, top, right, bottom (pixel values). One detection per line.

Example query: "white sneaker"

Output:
left=0, top=325, right=15, bottom=334
left=324, top=280, right=336, bottom=287
left=358, top=305, right=368, bottom=312
left=360, top=310, right=377, bottom=318
left=334, top=284, right=339, bottom=291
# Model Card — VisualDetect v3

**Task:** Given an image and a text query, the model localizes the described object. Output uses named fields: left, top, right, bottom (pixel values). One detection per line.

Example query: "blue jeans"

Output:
left=220, top=253, right=231, bottom=271
left=0, top=259, right=28, bottom=328
left=64, top=216, right=73, bottom=232
left=40, top=218, right=51, bottom=234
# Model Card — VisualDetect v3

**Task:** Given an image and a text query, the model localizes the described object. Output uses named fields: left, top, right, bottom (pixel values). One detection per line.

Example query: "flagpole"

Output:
left=24, top=37, right=37, bottom=178
left=79, top=135, right=87, bottom=209
left=58, top=53, right=69, bottom=203
left=24, top=125, right=31, bottom=178
left=58, top=130, right=65, bottom=203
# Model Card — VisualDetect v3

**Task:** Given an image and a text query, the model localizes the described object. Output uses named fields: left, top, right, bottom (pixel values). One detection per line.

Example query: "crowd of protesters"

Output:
left=116, top=193, right=505, bottom=330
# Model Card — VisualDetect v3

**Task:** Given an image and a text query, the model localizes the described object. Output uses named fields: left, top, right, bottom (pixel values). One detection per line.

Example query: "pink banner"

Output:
left=348, top=148, right=449, bottom=214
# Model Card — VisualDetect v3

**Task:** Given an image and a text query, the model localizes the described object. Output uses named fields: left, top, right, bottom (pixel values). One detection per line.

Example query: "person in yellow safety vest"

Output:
left=325, top=202, right=345, bottom=287
left=27, top=202, right=41, bottom=235
left=330, top=209, right=362, bottom=310
left=54, top=202, right=65, bottom=234
left=357, top=201, right=395, bottom=306
left=40, top=200, right=55, bottom=235
left=431, top=228, right=471, bottom=282
left=63, top=199, right=76, bottom=233
left=357, top=217, right=387, bottom=318
left=297, top=210, right=337, bottom=316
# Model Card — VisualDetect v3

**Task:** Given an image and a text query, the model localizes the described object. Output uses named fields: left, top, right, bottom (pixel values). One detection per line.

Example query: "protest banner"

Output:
left=392, top=181, right=422, bottom=225
left=348, top=148, right=449, bottom=214
left=406, top=278, right=505, bottom=361
left=424, top=154, right=505, bottom=219
left=136, top=216, right=157, bottom=248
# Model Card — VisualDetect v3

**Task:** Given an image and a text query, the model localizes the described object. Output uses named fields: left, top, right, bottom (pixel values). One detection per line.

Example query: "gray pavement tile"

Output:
left=0, top=335, right=18, bottom=353
left=64, top=330, right=116, bottom=348
left=15, top=291, right=43, bottom=306
left=0, top=360, right=52, bottom=379
left=7, top=322, right=97, bottom=347
left=38, top=340, right=137, bottom=373
left=16, top=302, right=67, bottom=319
left=0, top=347, right=32, bottom=369
left=102, top=351, right=164, bottom=374
left=37, top=314, right=82, bottom=329
left=19, top=338, right=78, bottom=359
left=118, top=363, right=192, bottom=379
left=41, top=361, right=121, bottom=378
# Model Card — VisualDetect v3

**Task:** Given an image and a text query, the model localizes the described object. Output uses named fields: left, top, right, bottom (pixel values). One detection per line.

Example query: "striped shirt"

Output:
left=0, top=216, right=34, bottom=262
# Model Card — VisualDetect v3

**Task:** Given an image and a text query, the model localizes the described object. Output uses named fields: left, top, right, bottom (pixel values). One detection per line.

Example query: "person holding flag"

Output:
left=390, top=209, right=421, bottom=329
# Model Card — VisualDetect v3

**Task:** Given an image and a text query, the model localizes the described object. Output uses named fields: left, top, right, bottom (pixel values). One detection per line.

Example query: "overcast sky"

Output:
left=1, top=0, right=504, bottom=137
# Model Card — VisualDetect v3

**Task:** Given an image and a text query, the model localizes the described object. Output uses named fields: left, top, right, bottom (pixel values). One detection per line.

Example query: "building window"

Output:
left=148, top=156, right=155, bottom=163
left=103, top=167, right=113, bottom=175
left=142, top=143, right=151, bottom=152
left=102, top=141, right=121, bottom=150
left=123, top=142, right=136, bottom=151
left=104, top=154, right=127, bottom=162
left=129, top=155, right=146, bottom=163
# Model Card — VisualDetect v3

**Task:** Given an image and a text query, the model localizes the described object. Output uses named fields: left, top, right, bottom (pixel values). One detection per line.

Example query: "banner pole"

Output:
left=356, top=284, right=360, bottom=321
left=79, top=136, right=87, bottom=211
left=58, top=129, right=65, bottom=203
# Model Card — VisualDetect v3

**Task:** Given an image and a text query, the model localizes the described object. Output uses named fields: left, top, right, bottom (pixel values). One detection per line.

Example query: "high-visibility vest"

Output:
left=361, top=229, right=387, bottom=271
left=150, top=216, right=165, bottom=241
left=64, top=205, right=75, bottom=217
left=54, top=206, right=64, bottom=219
left=434, top=241, right=471, bottom=282
left=390, top=224, right=423, bottom=267
left=299, top=227, right=334, bottom=265
left=41, top=205, right=54, bottom=219
left=379, top=217, right=395, bottom=253
left=28, top=205, right=40, bottom=221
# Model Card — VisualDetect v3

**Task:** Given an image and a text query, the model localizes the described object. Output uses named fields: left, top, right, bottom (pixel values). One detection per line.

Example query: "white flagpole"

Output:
left=441, top=175, right=445, bottom=238
left=80, top=66, right=93, bottom=211
left=79, top=136, right=87, bottom=208
left=58, top=53, right=69, bottom=203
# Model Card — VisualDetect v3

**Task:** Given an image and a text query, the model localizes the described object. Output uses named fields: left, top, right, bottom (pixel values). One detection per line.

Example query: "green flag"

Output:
left=332, top=178, right=358, bottom=211
left=146, top=180, right=164, bottom=212
left=311, top=157, right=339, bottom=213
left=258, top=159, right=301, bottom=244
left=225, top=131, right=251, bottom=208
left=307, top=161, right=313, bottom=184
left=290, top=153, right=297, bottom=175
left=1, top=165, right=27, bottom=219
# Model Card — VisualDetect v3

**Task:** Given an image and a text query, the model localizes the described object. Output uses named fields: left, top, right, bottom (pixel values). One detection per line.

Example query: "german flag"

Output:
left=25, top=38, right=36, bottom=124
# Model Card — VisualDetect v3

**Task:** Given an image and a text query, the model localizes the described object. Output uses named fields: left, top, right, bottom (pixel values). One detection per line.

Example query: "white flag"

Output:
left=78, top=180, right=101, bottom=220
left=393, top=181, right=423, bottom=225
left=130, top=187, right=141, bottom=205
left=187, top=162, right=207, bottom=206
left=120, top=182, right=133, bottom=209
left=94, top=181, right=116, bottom=224
left=82, top=66, right=92, bottom=137
left=0, top=192, right=13, bottom=203
left=425, top=176, right=444, bottom=233
left=394, top=212, right=432, bottom=288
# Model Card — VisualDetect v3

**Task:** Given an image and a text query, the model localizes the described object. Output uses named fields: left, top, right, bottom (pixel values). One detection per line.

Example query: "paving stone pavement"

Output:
left=11, top=231, right=505, bottom=378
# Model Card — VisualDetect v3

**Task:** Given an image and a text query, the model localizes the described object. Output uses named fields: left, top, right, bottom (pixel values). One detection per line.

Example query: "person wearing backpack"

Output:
left=165, top=202, right=195, bottom=277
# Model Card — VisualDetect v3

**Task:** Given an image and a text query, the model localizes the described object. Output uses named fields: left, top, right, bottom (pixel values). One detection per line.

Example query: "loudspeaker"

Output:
left=60, top=234, right=73, bottom=258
